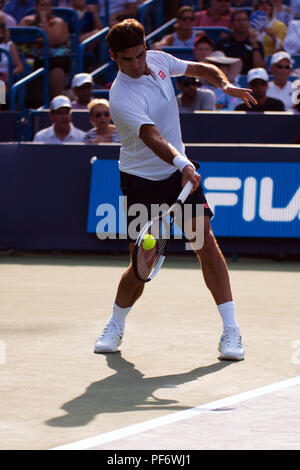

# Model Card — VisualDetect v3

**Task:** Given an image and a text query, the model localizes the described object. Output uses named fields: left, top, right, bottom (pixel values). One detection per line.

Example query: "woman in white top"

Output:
left=0, top=12, right=23, bottom=88
left=153, top=6, right=201, bottom=50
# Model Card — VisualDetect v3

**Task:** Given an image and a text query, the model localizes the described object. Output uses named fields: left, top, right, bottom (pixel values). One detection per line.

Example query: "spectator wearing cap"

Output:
left=267, top=51, right=294, bottom=110
left=215, top=9, right=266, bottom=75
left=283, top=20, right=300, bottom=55
left=193, top=35, right=215, bottom=62
left=235, top=68, right=285, bottom=111
left=71, top=73, right=94, bottom=109
left=194, top=0, right=234, bottom=29
left=202, top=51, right=243, bottom=110
left=33, top=95, right=85, bottom=143
left=176, top=76, right=216, bottom=113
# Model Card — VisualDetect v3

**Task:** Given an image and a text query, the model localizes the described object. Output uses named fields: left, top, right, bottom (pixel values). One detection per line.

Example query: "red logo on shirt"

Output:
left=158, top=70, right=166, bottom=80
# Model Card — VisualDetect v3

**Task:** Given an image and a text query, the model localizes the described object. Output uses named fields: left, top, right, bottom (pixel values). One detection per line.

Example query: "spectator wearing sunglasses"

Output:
left=153, top=6, right=201, bottom=50
left=176, top=76, right=215, bottom=112
left=266, top=51, right=294, bottom=110
left=83, top=98, right=120, bottom=143
left=253, top=0, right=287, bottom=57
left=194, top=0, right=234, bottom=29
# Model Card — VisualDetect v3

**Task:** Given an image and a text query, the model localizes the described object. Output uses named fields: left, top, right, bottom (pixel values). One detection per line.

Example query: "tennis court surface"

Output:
left=0, top=253, right=299, bottom=450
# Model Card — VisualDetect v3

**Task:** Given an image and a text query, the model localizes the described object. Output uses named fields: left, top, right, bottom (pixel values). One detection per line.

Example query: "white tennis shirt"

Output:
left=109, top=50, right=189, bottom=181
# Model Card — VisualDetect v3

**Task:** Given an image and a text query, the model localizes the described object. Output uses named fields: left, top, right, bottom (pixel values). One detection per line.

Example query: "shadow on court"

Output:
left=45, top=354, right=231, bottom=428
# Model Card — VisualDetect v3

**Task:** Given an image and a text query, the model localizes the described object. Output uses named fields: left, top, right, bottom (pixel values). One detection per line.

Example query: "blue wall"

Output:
left=1, top=143, right=299, bottom=255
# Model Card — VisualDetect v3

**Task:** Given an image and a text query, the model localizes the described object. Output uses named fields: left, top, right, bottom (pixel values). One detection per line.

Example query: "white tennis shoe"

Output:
left=218, top=327, right=245, bottom=361
left=94, top=320, right=124, bottom=354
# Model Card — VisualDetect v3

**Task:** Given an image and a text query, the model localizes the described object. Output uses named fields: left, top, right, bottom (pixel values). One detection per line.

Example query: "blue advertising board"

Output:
left=87, top=159, right=300, bottom=239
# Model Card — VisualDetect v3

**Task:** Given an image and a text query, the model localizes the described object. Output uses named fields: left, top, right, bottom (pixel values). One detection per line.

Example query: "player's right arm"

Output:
left=139, top=124, right=200, bottom=191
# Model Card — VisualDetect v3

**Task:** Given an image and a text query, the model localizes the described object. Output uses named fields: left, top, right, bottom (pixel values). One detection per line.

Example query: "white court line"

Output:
left=51, top=375, right=300, bottom=450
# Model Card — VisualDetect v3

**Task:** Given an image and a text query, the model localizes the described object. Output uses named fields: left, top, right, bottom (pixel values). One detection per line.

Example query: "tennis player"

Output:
left=94, top=19, right=257, bottom=360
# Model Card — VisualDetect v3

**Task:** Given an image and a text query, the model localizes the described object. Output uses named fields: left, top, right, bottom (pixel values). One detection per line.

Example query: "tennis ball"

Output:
left=142, top=234, right=156, bottom=250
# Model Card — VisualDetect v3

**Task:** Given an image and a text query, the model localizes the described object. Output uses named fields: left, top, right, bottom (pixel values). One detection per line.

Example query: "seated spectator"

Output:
left=194, top=0, right=234, bottom=29
left=83, top=98, right=120, bottom=143
left=176, top=76, right=215, bottom=112
left=71, top=72, right=94, bottom=109
left=98, top=0, right=137, bottom=27
left=20, top=0, right=70, bottom=99
left=0, top=12, right=23, bottom=88
left=3, top=0, right=36, bottom=24
left=153, top=6, right=201, bottom=50
left=193, top=34, right=215, bottom=62
left=203, top=50, right=243, bottom=109
left=235, top=67, right=285, bottom=111
left=252, top=0, right=287, bottom=57
left=33, top=95, right=85, bottom=143
left=272, top=0, right=293, bottom=27
left=283, top=20, right=300, bottom=55
left=267, top=51, right=294, bottom=110
left=216, top=9, right=265, bottom=74
left=70, top=0, right=103, bottom=42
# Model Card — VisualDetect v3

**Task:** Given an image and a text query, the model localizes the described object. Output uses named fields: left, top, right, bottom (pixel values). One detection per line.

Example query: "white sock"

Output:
left=111, top=302, right=132, bottom=328
left=217, top=301, right=239, bottom=330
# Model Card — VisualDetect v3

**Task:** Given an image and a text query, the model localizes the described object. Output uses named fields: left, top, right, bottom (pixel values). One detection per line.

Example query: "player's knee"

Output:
left=194, top=219, right=217, bottom=257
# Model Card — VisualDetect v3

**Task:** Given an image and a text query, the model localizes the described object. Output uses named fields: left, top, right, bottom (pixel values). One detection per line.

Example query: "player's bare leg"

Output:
left=193, top=216, right=244, bottom=360
left=115, top=242, right=145, bottom=308
left=94, top=243, right=145, bottom=353
left=193, top=216, right=232, bottom=305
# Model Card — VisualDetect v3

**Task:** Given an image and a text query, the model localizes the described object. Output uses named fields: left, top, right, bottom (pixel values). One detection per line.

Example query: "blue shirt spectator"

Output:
left=3, top=0, right=36, bottom=24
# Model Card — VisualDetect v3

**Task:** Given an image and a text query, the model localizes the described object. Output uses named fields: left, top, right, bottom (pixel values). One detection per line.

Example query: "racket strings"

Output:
left=135, top=219, right=168, bottom=281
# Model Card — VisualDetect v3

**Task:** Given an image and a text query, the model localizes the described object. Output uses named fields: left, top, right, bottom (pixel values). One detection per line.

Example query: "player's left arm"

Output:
left=185, top=62, right=257, bottom=108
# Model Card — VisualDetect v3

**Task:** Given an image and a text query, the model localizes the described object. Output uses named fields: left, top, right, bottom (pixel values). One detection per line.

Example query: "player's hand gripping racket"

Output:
left=132, top=180, right=193, bottom=282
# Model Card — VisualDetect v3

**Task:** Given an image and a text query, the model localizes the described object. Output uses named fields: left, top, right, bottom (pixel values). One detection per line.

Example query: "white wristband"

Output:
left=173, top=155, right=195, bottom=173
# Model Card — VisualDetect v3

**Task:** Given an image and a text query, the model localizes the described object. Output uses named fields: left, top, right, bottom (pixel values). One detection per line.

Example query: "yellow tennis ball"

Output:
left=142, top=234, right=156, bottom=250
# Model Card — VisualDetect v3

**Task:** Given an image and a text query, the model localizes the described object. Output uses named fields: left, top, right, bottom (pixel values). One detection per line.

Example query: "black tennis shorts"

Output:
left=120, top=169, right=213, bottom=242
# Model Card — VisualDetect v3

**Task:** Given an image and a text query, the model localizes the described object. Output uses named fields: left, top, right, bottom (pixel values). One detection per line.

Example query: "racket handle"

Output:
left=177, top=180, right=193, bottom=204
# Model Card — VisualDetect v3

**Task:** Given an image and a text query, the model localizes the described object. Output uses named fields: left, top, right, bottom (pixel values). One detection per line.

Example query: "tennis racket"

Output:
left=132, top=180, right=193, bottom=282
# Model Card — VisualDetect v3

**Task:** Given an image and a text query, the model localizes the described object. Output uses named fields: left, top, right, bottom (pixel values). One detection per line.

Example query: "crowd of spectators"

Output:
left=1, top=0, right=300, bottom=143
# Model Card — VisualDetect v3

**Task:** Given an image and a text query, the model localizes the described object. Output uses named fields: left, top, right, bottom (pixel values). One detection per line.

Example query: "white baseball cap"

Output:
left=50, top=95, right=71, bottom=111
left=270, top=51, right=292, bottom=66
left=71, top=73, right=93, bottom=88
left=247, top=68, right=269, bottom=84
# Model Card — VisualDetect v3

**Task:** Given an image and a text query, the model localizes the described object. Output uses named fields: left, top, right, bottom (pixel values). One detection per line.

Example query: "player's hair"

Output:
left=106, top=19, right=145, bottom=55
